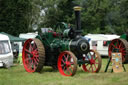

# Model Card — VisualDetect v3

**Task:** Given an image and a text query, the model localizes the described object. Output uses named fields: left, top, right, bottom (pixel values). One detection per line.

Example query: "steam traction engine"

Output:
left=22, top=6, right=102, bottom=76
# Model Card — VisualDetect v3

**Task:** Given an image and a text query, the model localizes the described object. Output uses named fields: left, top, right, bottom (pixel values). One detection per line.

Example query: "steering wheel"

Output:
left=54, top=22, right=69, bottom=33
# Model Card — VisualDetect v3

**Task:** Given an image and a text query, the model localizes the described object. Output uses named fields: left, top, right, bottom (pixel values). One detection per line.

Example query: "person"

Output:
left=17, top=53, right=22, bottom=64
left=68, top=23, right=71, bottom=29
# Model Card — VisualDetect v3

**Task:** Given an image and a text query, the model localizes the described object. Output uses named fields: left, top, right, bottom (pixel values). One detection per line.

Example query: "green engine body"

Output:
left=36, top=27, right=90, bottom=66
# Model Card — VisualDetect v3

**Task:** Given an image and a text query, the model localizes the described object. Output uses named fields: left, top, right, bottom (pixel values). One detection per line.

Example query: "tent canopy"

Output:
left=0, top=32, right=26, bottom=42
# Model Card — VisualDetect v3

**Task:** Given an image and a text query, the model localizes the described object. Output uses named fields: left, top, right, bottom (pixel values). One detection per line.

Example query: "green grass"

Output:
left=1, top=58, right=128, bottom=85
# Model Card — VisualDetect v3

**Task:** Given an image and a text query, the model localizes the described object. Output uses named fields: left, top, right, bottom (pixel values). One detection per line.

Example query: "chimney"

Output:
left=74, top=6, right=82, bottom=36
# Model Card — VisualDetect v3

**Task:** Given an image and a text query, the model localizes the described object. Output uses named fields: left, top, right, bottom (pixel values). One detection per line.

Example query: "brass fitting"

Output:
left=74, top=6, right=81, bottom=11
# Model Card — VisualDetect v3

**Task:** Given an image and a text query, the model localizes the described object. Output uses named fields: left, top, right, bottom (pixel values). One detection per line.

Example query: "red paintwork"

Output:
left=82, top=50, right=99, bottom=72
left=58, top=51, right=75, bottom=76
left=22, top=39, right=39, bottom=72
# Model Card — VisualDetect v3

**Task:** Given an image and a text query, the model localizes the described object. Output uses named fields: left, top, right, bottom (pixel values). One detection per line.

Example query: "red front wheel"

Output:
left=58, top=51, right=77, bottom=76
left=82, top=50, right=102, bottom=73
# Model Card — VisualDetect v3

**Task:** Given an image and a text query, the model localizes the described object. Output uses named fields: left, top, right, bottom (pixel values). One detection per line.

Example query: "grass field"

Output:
left=0, top=58, right=128, bottom=85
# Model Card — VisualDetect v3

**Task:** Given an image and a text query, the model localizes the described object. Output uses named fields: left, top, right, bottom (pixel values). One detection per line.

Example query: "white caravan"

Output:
left=0, top=34, right=13, bottom=68
left=85, top=34, right=120, bottom=56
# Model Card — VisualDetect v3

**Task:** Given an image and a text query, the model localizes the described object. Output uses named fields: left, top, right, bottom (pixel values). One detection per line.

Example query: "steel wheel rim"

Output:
left=82, top=50, right=101, bottom=73
left=58, top=51, right=77, bottom=76
left=22, top=39, right=39, bottom=72
left=108, top=39, right=128, bottom=62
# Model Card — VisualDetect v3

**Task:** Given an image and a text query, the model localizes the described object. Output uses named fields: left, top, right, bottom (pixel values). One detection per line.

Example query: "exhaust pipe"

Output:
left=74, top=6, right=82, bottom=36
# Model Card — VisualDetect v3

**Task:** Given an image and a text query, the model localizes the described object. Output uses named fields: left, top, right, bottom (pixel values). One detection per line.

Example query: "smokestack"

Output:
left=74, top=6, right=82, bottom=35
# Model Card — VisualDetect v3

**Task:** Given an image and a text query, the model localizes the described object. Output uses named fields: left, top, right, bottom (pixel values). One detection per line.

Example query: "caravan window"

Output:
left=92, top=41, right=97, bottom=46
left=0, top=41, right=11, bottom=54
left=103, top=41, right=110, bottom=46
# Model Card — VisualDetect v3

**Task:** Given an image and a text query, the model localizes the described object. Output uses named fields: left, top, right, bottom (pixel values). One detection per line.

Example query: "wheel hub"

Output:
left=90, top=59, right=95, bottom=65
left=66, top=61, right=71, bottom=67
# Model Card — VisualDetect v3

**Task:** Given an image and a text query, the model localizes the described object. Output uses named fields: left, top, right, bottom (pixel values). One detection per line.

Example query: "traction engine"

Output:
left=22, top=6, right=102, bottom=76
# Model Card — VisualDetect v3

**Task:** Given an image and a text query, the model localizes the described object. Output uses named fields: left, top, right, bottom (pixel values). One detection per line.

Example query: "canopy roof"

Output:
left=0, top=32, right=26, bottom=42
left=85, top=34, right=119, bottom=41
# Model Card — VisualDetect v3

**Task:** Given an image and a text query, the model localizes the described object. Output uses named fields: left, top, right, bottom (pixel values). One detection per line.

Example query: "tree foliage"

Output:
left=0, top=0, right=33, bottom=36
left=0, top=0, right=128, bottom=35
left=39, top=0, right=128, bottom=35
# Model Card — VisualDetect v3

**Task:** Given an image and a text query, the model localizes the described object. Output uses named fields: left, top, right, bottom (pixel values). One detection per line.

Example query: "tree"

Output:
left=0, top=0, right=33, bottom=36
left=1, top=0, right=127, bottom=35
left=38, top=0, right=77, bottom=29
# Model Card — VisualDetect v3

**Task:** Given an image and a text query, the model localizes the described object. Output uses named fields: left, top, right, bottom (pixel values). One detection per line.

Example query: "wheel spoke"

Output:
left=116, top=40, right=119, bottom=48
left=95, top=57, right=98, bottom=60
left=66, top=67, right=72, bottom=75
left=61, top=58, right=65, bottom=64
left=33, top=58, right=38, bottom=65
left=111, top=43, right=117, bottom=48
left=91, top=65, right=94, bottom=72
left=66, top=54, right=69, bottom=62
left=28, top=41, right=33, bottom=52
left=69, top=67, right=73, bottom=73
left=63, top=65, right=66, bottom=70
left=122, top=53, right=126, bottom=56
left=94, top=64, right=97, bottom=70
left=92, top=53, right=96, bottom=59
left=95, top=62, right=99, bottom=64
left=120, top=48, right=125, bottom=51
left=69, top=65, right=74, bottom=70
left=34, top=55, right=39, bottom=62
left=33, top=48, right=38, bottom=53
left=27, top=64, right=32, bottom=70
left=25, top=48, right=31, bottom=54
left=89, top=65, right=92, bottom=71
left=33, top=42, right=36, bottom=50
left=119, top=42, right=123, bottom=48
left=70, top=62, right=74, bottom=65
left=121, top=50, right=126, bottom=53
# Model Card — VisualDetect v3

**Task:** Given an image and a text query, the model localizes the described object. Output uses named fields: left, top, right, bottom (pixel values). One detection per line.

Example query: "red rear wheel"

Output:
left=108, top=38, right=128, bottom=63
left=82, top=50, right=102, bottom=73
left=58, top=51, right=77, bottom=76
left=22, top=39, right=45, bottom=72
